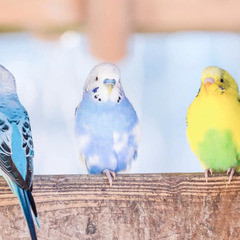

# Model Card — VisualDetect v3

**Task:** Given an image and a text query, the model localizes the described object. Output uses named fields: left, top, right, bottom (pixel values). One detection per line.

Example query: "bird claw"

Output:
left=227, top=168, right=235, bottom=183
left=205, top=168, right=213, bottom=182
left=110, top=171, right=116, bottom=179
left=103, top=169, right=116, bottom=186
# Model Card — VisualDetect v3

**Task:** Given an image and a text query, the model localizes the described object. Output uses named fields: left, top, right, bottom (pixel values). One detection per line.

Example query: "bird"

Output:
left=186, top=66, right=240, bottom=183
left=75, top=63, right=140, bottom=186
left=0, top=65, right=39, bottom=239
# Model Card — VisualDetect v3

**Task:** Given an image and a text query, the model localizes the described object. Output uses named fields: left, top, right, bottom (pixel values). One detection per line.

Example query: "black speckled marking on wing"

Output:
left=0, top=118, right=28, bottom=189
left=21, top=111, right=34, bottom=188
left=0, top=154, right=28, bottom=189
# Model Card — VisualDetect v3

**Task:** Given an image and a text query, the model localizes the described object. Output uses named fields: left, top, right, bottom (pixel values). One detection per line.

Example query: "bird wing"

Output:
left=132, top=122, right=141, bottom=155
left=0, top=111, right=34, bottom=190
left=127, top=121, right=141, bottom=161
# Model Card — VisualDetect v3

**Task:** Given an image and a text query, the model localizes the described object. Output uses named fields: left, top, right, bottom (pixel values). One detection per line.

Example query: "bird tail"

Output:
left=27, top=189, right=40, bottom=228
left=16, top=187, right=38, bottom=240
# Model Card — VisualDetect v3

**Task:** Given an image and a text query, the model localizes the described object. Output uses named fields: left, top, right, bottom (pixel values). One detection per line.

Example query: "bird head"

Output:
left=201, top=66, right=239, bottom=96
left=0, top=65, right=17, bottom=95
left=84, top=62, right=124, bottom=103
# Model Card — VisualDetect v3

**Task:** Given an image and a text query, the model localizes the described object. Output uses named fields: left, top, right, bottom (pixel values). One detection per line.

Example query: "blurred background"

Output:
left=0, top=0, right=240, bottom=174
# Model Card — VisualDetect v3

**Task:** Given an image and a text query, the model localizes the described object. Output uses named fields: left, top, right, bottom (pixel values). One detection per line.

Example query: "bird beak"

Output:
left=107, top=84, right=114, bottom=94
left=204, top=77, right=215, bottom=91
left=103, top=79, right=116, bottom=94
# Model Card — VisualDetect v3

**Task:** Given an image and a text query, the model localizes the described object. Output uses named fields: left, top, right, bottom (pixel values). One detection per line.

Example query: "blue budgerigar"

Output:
left=0, top=66, right=39, bottom=239
left=75, top=63, right=140, bottom=186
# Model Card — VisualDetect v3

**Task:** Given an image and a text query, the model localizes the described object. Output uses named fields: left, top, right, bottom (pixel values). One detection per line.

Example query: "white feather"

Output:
left=113, top=131, right=128, bottom=153
left=77, top=134, right=90, bottom=152
left=132, top=122, right=141, bottom=148
left=86, top=154, right=100, bottom=170
left=0, top=65, right=17, bottom=94
left=83, top=63, right=123, bottom=103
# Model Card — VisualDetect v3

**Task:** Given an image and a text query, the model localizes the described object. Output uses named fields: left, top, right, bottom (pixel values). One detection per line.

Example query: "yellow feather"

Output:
left=186, top=66, right=240, bottom=171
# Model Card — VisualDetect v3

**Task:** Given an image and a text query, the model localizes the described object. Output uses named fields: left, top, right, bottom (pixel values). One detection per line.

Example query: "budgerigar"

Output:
left=75, top=63, right=140, bottom=186
left=186, top=66, right=240, bottom=183
left=0, top=66, right=39, bottom=239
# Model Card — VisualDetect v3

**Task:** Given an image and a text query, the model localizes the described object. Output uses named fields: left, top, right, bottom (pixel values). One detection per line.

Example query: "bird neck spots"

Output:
left=199, top=82, right=238, bottom=98
left=87, top=86, right=124, bottom=104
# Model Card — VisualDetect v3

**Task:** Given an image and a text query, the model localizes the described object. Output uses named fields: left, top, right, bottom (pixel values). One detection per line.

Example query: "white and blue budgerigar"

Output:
left=75, top=63, right=140, bottom=186
left=0, top=66, right=39, bottom=239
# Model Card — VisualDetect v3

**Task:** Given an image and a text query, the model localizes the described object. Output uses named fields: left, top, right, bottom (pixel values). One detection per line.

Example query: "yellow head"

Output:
left=201, top=66, right=239, bottom=96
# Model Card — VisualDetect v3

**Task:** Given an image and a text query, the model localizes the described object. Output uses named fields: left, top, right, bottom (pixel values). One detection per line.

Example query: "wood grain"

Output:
left=0, top=173, right=240, bottom=240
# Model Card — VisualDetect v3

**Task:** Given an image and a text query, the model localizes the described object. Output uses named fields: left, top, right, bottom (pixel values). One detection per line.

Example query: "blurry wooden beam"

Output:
left=85, top=0, right=132, bottom=61
left=133, top=0, right=240, bottom=32
left=0, top=173, right=240, bottom=239
left=0, top=0, right=240, bottom=60
left=0, top=0, right=240, bottom=32
left=0, top=0, right=84, bottom=32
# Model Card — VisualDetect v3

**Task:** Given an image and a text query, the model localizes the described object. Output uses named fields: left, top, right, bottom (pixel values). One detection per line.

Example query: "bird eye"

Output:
left=220, top=78, right=224, bottom=83
left=95, top=76, right=98, bottom=81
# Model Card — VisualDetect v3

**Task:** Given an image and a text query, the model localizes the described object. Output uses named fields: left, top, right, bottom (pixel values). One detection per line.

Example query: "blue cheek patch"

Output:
left=92, top=87, right=99, bottom=93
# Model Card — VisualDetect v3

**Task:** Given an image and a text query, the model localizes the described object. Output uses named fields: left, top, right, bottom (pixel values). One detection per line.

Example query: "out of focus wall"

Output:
left=1, top=0, right=239, bottom=61
left=1, top=0, right=240, bottom=32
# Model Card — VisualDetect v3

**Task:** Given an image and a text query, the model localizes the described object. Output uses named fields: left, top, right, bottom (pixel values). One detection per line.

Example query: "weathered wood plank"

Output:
left=0, top=173, right=240, bottom=240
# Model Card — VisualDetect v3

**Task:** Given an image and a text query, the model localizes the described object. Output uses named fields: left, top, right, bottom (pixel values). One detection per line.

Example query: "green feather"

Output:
left=198, top=129, right=240, bottom=171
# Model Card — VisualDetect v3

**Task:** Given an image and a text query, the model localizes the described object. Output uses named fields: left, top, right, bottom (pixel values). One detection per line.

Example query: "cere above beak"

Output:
left=104, top=78, right=116, bottom=94
left=204, top=77, right=215, bottom=85
left=204, top=77, right=215, bottom=91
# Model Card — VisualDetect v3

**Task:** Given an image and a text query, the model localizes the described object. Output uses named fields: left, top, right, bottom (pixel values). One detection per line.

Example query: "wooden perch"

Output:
left=0, top=173, right=240, bottom=239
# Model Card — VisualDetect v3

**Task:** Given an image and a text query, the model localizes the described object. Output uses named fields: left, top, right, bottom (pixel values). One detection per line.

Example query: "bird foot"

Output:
left=205, top=168, right=213, bottom=182
left=227, top=168, right=235, bottom=183
left=103, top=169, right=116, bottom=187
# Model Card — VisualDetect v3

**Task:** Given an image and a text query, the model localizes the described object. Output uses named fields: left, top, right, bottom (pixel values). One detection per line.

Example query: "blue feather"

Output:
left=75, top=63, right=140, bottom=187
left=3, top=175, right=38, bottom=240
left=92, top=87, right=99, bottom=93
left=11, top=123, right=27, bottom=180
left=75, top=92, right=139, bottom=174
left=16, top=186, right=38, bottom=240
left=0, top=66, right=39, bottom=239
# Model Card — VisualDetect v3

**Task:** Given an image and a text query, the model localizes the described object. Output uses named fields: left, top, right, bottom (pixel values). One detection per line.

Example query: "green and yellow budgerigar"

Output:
left=186, top=66, right=240, bottom=183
